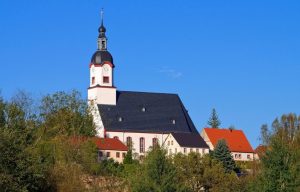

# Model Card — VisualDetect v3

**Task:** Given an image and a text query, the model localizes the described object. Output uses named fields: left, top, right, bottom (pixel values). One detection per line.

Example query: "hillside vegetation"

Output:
left=0, top=90, right=299, bottom=192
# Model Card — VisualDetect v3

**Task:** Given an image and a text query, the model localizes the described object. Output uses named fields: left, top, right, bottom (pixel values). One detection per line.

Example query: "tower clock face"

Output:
left=103, top=66, right=109, bottom=72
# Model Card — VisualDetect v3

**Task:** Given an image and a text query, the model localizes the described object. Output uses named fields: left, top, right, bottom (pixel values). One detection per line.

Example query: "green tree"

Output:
left=173, top=153, right=246, bottom=192
left=251, top=113, right=300, bottom=192
left=207, top=108, right=221, bottom=128
left=211, top=139, right=236, bottom=173
left=128, top=146, right=180, bottom=192
left=0, top=93, right=51, bottom=191
left=39, top=90, right=96, bottom=138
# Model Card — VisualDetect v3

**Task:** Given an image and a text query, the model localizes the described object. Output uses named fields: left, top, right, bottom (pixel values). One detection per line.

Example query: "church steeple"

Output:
left=88, top=9, right=116, bottom=109
left=98, top=9, right=107, bottom=50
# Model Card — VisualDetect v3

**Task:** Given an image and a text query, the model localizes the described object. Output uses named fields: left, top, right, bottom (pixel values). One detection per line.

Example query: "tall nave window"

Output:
left=140, top=137, right=145, bottom=153
left=126, top=137, right=132, bottom=148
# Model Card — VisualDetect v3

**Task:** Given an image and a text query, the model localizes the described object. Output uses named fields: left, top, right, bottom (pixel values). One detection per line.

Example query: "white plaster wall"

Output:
left=88, top=87, right=116, bottom=105
left=101, top=64, right=113, bottom=87
left=106, top=132, right=169, bottom=157
left=231, top=152, right=254, bottom=161
left=98, top=149, right=127, bottom=163
left=200, top=129, right=214, bottom=150
left=165, top=134, right=209, bottom=156
left=90, top=64, right=113, bottom=87
left=90, top=66, right=101, bottom=86
left=88, top=102, right=105, bottom=137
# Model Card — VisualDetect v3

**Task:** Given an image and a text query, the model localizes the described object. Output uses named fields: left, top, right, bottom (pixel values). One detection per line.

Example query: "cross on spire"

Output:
left=100, top=8, right=104, bottom=26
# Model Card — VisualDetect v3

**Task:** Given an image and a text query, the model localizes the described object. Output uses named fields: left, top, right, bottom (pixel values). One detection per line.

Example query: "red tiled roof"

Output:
left=255, top=145, right=267, bottom=157
left=94, top=137, right=128, bottom=151
left=204, top=128, right=254, bottom=153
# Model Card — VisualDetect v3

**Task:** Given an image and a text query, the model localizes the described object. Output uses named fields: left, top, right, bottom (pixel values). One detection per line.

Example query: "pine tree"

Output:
left=212, top=139, right=236, bottom=173
left=123, top=149, right=134, bottom=164
left=208, top=108, right=221, bottom=128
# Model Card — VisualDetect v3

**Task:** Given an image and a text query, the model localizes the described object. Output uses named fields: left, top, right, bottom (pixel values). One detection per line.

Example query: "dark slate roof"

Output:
left=98, top=91, right=198, bottom=134
left=171, top=132, right=209, bottom=148
left=91, top=50, right=113, bottom=64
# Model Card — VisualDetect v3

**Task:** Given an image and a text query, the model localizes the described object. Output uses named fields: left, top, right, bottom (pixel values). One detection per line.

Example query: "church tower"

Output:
left=88, top=10, right=116, bottom=106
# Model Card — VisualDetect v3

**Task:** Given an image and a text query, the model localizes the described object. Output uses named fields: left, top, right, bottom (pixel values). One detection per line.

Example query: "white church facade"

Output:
left=88, top=15, right=209, bottom=158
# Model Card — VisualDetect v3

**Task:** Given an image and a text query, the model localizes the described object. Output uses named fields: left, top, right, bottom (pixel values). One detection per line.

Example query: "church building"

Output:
left=88, top=14, right=209, bottom=158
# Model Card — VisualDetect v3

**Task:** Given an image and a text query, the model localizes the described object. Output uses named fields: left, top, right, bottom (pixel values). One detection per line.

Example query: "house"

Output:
left=254, top=145, right=267, bottom=160
left=201, top=128, right=255, bottom=161
left=165, top=132, right=209, bottom=156
left=87, top=13, right=208, bottom=159
left=94, top=137, right=128, bottom=163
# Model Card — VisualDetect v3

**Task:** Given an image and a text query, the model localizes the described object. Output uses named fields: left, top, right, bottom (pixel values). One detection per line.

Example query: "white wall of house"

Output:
left=200, top=129, right=214, bottom=150
left=98, top=149, right=127, bottom=163
left=164, top=134, right=209, bottom=156
left=106, top=131, right=169, bottom=157
left=231, top=152, right=254, bottom=161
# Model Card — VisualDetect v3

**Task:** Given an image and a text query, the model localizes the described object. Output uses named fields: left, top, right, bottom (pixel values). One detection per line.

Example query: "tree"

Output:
left=0, top=93, right=51, bottom=191
left=207, top=108, right=221, bottom=128
left=39, top=90, right=96, bottom=138
left=251, top=113, right=300, bottom=192
left=173, top=153, right=246, bottom=192
left=211, top=139, right=236, bottom=173
left=127, top=146, right=181, bottom=192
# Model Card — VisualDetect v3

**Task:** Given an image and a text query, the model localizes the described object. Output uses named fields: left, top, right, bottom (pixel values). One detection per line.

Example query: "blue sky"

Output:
left=1, top=0, right=300, bottom=148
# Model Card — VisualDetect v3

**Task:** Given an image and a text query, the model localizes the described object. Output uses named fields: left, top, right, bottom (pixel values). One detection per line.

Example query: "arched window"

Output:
left=140, top=137, right=145, bottom=153
left=126, top=137, right=132, bottom=148
left=113, top=136, right=119, bottom=140
left=152, top=138, right=158, bottom=147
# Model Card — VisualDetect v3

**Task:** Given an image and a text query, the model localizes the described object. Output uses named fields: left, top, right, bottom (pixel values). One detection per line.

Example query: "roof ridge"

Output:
left=118, top=90, right=178, bottom=96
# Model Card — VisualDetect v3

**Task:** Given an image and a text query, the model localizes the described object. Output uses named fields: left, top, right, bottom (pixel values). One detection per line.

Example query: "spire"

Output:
left=98, top=9, right=106, bottom=37
left=97, top=9, right=107, bottom=50
left=101, top=8, right=104, bottom=26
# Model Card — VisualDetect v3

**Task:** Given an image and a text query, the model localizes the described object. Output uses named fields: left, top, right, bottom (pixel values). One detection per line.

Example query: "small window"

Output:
left=196, top=148, right=199, bottom=153
left=118, top=117, right=123, bottom=122
left=102, top=40, right=106, bottom=48
left=98, top=151, right=103, bottom=157
left=171, top=141, right=173, bottom=145
left=142, top=107, right=146, bottom=112
left=92, top=77, right=95, bottom=85
left=172, top=119, right=176, bottom=124
left=238, top=154, right=241, bottom=159
left=247, top=154, right=251, bottom=159
left=106, top=152, right=110, bottom=157
left=113, top=136, right=119, bottom=140
left=116, top=152, right=120, bottom=158
left=202, top=149, right=205, bottom=154
left=190, top=148, right=193, bottom=153
left=184, top=148, right=187, bottom=153
left=103, top=76, right=109, bottom=83
left=122, top=152, right=126, bottom=158
left=168, top=141, right=170, bottom=146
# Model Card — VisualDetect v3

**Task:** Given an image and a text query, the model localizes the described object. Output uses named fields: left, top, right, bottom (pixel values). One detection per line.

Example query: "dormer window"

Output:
left=118, top=117, right=123, bottom=122
left=172, top=119, right=176, bottom=124
left=142, top=107, right=146, bottom=112
left=103, top=76, right=109, bottom=83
